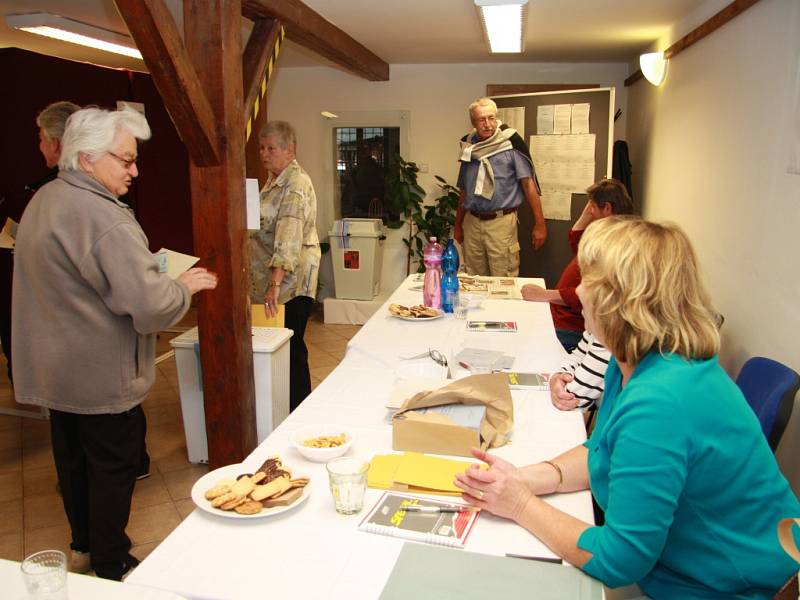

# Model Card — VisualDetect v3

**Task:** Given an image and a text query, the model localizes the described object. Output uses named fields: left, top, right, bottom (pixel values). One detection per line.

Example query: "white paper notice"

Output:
left=246, top=178, right=261, bottom=230
left=497, top=107, right=526, bottom=138
left=553, top=104, right=572, bottom=134
left=155, top=249, right=200, bottom=279
left=536, top=105, right=554, bottom=135
left=571, top=103, right=590, bottom=134
left=530, top=133, right=596, bottom=213
left=541, top=190, right=572, bottom=221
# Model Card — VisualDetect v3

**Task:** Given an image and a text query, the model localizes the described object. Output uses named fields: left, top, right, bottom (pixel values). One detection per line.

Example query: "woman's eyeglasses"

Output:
left=107, top=152, right=138, bottom=169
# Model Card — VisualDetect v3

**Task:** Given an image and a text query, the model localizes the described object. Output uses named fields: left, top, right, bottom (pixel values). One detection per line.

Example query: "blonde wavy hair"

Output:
left=577, top=216, right=719, bottom=365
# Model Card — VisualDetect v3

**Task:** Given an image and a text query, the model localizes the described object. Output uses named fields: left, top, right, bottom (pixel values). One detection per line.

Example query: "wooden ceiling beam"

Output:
left=114, top=0, right=221, bottom=166
left=242, top=18, right=281, bottom=125
left=241, top=0, right=389, bottom=82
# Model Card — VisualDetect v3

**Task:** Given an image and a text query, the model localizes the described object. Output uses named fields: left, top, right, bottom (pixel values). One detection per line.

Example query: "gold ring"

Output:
left=477, top=489, right=484, bottom=500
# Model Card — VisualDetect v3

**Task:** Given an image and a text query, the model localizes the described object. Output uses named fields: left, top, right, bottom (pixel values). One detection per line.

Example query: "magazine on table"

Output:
left=359, top=492, right=480, bottom=548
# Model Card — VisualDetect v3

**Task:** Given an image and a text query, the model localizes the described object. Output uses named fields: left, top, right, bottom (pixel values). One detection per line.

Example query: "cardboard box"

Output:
left=391, top=373, right=513, bottom=458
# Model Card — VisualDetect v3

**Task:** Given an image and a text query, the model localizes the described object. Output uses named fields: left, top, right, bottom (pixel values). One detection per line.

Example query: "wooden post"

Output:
left=183, top=0, right=257, bottom=467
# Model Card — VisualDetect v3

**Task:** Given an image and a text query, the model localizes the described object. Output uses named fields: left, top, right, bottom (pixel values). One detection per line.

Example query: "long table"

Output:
left=127, top=276, right=594, bottom=600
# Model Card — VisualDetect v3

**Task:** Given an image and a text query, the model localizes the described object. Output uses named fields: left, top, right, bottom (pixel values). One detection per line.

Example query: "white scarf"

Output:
left=459, top=123, right=518, bottom=199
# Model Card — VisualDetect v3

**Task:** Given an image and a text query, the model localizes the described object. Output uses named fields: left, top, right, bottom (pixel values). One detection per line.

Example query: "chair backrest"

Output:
left=736, top=357, right=800, bottom=452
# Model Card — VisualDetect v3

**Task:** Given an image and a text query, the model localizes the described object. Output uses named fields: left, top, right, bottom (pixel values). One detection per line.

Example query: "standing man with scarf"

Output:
left=454, top=97, right=546, bottom=276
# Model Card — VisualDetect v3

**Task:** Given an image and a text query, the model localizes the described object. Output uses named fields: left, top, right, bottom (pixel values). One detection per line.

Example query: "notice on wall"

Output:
left=553, top=104, right=572, bottom=134
left=540, top=190, right=572, bottom=221
left=246, top=178, right=261, bottom=230
left=571, top=103, right=590, bottom=134
left=536, top=105, right=554, bottom=135
left=497, top=106, right=525, bottom=139
left=530, top=133, right=596, bottom=220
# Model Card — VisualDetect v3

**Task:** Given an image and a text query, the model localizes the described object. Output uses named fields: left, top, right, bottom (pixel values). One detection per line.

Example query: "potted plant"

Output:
left=385, top=155, right=459, bottom=274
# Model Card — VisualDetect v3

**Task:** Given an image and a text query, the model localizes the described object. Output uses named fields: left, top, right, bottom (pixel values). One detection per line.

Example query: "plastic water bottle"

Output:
left=440, top=238, right=460, bottom=313
left=422, top=237, right=443, bottom=308
left=442, top=237, right=460, bottom=274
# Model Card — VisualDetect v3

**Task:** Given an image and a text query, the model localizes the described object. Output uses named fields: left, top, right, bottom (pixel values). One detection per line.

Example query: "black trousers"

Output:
left=284, top=295, right=313, bottom=412
left=49, top=406, right=144, bottom=580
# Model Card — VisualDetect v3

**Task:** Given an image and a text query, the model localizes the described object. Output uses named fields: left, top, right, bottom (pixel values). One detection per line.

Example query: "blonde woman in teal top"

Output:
left=455, top=217, right=800, bottom=598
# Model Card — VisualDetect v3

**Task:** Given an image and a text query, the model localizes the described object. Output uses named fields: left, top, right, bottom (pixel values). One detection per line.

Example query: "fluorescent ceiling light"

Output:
left=6, top=12, right=142, bottom=60
left=640, top=52, right=667, bottom=86
left=475, top=0, right=528, bottom=54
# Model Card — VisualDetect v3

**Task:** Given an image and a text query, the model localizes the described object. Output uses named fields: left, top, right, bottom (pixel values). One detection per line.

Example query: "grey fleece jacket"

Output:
left=11, top=170, right=191, bottom=414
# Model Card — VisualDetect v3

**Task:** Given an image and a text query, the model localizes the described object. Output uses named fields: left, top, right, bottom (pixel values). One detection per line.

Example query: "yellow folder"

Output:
left=368, top=452, right=479, bottom=497
left=251, top=302, right=285, bottom=328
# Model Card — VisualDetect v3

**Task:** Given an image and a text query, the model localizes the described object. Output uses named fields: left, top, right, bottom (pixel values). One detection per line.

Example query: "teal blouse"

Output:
left=578, top=352, right=800, bottom=599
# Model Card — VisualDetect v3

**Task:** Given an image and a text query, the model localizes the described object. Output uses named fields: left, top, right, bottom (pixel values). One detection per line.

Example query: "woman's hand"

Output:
left=264, top=285, right=280, bottom=318
left=178, top=268, right=218, bottom=295
left=454, top=448, right=534, bottom=522
left=550, top=372, right=579, bottom=411
left=521, top=283, right=546, bottom=301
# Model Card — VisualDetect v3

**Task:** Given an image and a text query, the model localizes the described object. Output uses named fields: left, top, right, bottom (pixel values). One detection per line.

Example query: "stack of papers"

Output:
left=458, top=276, right=522, bottom=300
left=454, top=348, right=514, bottom=370
left=368, top=452, right=478, bottom=497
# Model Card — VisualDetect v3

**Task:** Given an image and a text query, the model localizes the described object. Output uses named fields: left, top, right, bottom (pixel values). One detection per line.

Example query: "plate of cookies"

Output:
left=191, top=456, right=310, bottom=519
left=388, top=303, right=443, bottom=321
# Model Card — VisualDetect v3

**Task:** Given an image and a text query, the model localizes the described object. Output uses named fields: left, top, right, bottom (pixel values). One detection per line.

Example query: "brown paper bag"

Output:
left=392, top=373, right=513, bottom=456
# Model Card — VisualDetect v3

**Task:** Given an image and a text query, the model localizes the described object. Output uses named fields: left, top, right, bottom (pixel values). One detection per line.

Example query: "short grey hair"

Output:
left=36, top=101, right=81, bottom=141
left=468, top=97, right=497, bottom=118
left=259, top=120, right=296, bottom=151
left=59, top=107, right=151, bottom=171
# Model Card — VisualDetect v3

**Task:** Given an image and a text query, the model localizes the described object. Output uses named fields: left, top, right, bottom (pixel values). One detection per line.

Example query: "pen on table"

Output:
left=504, top=553, right=563, bottom=564
left=403, top=505, right=472, bottom=513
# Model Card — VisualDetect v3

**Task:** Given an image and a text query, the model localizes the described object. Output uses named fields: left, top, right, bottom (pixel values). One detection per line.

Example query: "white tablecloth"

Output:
left=127, top=276, right=593, bottom=600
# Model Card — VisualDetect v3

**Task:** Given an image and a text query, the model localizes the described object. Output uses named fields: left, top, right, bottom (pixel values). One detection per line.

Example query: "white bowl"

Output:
left=290, top=424, right=353, bottom=462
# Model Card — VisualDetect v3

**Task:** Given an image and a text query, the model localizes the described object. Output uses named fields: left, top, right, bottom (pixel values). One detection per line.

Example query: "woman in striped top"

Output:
left=550, top=331, right=610, bottom=411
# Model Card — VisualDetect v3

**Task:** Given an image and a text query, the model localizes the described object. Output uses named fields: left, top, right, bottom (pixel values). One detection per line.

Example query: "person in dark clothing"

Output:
left=0, top=101, right=80, bottom=382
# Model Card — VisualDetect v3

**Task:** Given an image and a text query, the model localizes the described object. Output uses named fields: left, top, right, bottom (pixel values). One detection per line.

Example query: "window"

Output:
left=334, top=126, right=400, bottom=223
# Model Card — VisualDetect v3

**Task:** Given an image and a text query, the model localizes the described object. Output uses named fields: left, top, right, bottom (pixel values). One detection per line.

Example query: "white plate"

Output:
left=393, top=311, right=444, bottom=321
left=190, top=463, right=311, bottom=520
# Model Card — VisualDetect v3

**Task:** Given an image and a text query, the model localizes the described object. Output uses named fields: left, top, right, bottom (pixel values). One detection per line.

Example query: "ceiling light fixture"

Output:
left=639, top=52, right=667, bottom=86
left=5, top=12, right=142, bottom=60
left=474, top=0, right=528, bottom=54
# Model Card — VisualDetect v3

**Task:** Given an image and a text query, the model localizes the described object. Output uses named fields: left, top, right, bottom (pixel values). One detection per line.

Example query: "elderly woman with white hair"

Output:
left=249, top=120, right=320, bottom=412
left=12, top=107, right=217, bottom=580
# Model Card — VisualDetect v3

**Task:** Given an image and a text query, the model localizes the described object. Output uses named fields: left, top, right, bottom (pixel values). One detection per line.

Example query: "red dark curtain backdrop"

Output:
left=0, top=48, right=193, bottom=254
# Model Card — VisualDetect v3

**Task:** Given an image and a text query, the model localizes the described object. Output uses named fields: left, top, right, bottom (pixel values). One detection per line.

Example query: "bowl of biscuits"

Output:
left=290, top=424, right=353, bottom=462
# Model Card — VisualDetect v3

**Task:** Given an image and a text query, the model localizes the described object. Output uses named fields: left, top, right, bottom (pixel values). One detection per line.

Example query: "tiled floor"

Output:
left=0, top=305, right=360, bottom=566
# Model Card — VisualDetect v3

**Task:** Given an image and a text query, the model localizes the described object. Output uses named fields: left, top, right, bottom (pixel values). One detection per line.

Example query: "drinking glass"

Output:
left=20, top=550, right=68, bottom=600
left=326, top=457, right=369, bottom=515
left=454, top=293, right=470, bottom=320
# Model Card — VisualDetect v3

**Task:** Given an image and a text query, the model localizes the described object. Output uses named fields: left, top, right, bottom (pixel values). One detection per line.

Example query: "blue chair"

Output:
left=736, top=357, right=800, bottom=452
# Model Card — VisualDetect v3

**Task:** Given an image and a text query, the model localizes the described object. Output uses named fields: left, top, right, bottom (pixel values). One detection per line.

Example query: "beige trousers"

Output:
left=462, top=211, right=521, bottom=276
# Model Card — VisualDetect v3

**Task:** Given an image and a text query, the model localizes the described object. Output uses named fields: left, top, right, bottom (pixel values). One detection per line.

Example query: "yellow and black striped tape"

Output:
left=246, top=25, right=285, bottom=141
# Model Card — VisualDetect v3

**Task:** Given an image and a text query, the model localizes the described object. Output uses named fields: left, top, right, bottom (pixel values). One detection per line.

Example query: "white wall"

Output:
left=626, top=0, right=800, bottom=489
left=267, top=61, right=629, bottom=291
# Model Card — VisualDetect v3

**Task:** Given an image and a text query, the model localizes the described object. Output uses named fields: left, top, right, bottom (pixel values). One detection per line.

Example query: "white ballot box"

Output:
left=170, top=326, right=292, bottom=463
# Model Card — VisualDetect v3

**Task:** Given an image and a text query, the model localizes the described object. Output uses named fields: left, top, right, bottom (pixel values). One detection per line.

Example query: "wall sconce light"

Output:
left=5, top=12, right=142, bottom=60
left=474, top=0, right=528, bottom=54
left=321, top=111, right=339, bottom=120
left=640, top=52, right=667, bottom=86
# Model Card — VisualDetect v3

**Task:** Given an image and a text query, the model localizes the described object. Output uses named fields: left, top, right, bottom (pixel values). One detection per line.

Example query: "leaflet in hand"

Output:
left=155, top=248, right=199, bottom=279
left=359, top=492, right=480, bottom=548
